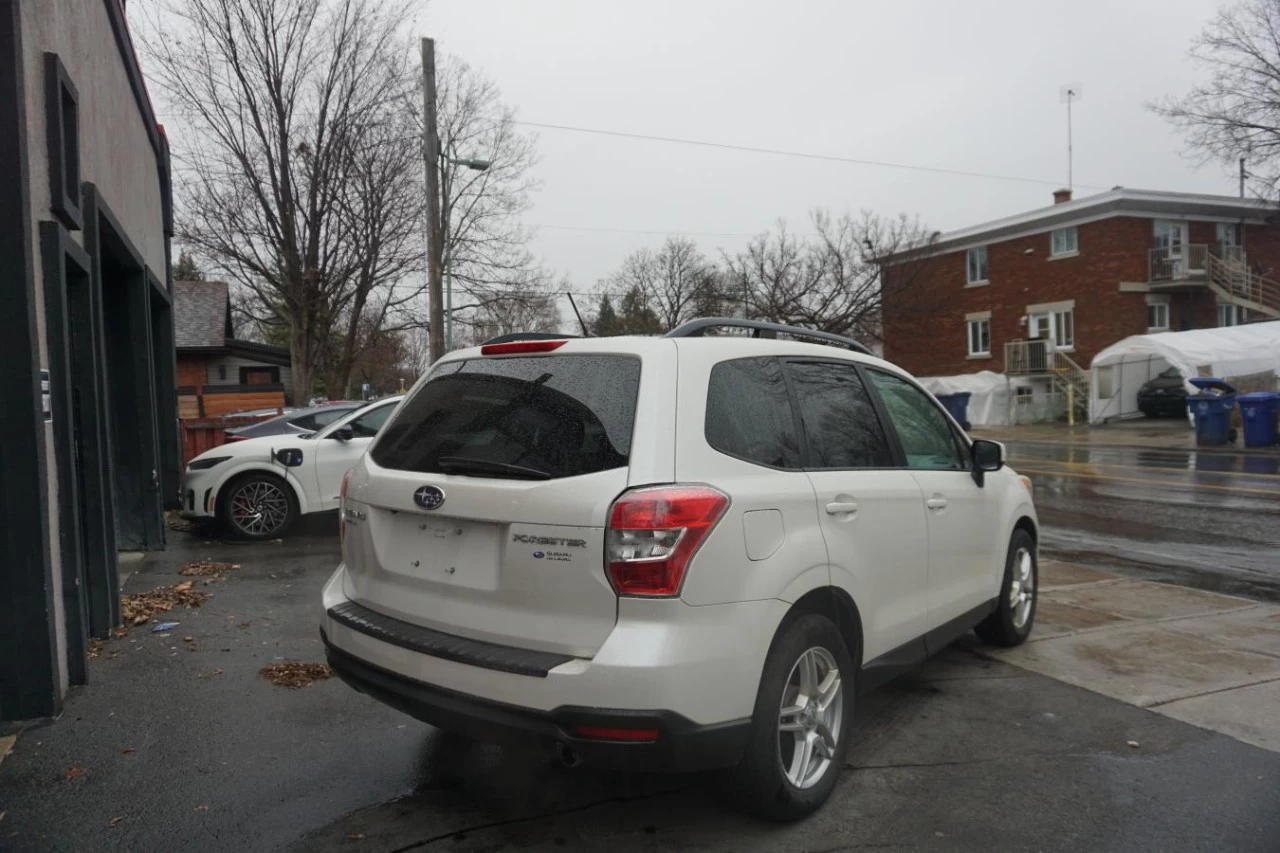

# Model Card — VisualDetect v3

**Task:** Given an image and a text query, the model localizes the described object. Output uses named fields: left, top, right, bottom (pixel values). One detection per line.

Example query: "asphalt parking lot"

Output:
left=1, top=523, right=1278, bottom=852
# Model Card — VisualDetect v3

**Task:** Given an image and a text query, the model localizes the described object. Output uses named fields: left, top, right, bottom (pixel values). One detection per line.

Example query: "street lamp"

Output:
left=442, top=155, right=491, bottom=350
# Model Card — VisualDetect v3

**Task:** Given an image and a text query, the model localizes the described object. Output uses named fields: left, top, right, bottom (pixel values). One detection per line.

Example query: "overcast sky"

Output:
left=421, top=0, right=1232, bottom=298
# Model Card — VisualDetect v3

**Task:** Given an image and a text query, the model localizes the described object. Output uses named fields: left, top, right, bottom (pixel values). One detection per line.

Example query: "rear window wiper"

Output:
left=434, top=456, right=553, bottom=480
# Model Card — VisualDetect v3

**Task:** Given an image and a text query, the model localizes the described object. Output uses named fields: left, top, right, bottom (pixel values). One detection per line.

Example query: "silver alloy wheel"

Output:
left=1009, top=547, right=1035, bottom=629
left=229, top=480, right=290, bottom=536
left=777, top=646, right=843, bottom=790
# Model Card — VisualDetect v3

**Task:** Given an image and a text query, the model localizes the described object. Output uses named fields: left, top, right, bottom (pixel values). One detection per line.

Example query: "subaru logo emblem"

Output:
left=533, top=551, right=545, bottom=559
left=413, top=485, right=446, bottom=511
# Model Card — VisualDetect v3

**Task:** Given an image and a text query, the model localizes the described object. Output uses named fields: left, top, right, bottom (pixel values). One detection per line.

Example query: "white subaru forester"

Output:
left=321, top=319, right=1038, bottom=820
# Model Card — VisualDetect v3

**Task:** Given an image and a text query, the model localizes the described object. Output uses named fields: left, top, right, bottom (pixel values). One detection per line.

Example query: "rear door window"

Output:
left=705, top=357, right=801, bottom=469
left=784, top=361, right=894, bottom=469
left=371, top=355, right=641, bottom=479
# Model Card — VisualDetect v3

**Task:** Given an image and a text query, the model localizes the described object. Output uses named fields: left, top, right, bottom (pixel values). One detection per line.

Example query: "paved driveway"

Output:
left=1, top=526, right=1278, bottom=852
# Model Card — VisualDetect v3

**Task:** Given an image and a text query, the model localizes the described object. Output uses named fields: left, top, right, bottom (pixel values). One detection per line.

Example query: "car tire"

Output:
left=975, top=529, right=1037, bottom=647
left=728, top=612, right=854, bottom=822
left=217, top=472, right=298, bottom=540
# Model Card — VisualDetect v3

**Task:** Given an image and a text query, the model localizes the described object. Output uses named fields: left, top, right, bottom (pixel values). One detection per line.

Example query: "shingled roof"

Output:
left=173, top=280, right=234, bottom=349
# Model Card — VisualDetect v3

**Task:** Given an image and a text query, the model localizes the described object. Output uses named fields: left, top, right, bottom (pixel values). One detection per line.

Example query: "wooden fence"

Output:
left=177, top=384, right=289, bottom=467
left=177, top=383, right=288, bottom=419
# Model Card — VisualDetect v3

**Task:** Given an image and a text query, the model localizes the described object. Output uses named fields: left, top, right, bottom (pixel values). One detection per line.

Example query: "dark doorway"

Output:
left=88, top=189, right=164, bottom=553
left=40, top=222, right=98, bottom=680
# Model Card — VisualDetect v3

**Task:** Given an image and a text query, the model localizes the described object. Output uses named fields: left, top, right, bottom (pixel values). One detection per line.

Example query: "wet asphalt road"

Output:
left=1004, top=440, right=1280, bottom=602
left=2, top=520, right=1279, bottom=852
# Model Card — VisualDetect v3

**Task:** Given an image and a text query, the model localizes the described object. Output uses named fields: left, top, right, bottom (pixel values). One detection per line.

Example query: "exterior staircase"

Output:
left=1205, top=249, right=1280, bottom=319
left=1004, top=339, right=1090, bottom=424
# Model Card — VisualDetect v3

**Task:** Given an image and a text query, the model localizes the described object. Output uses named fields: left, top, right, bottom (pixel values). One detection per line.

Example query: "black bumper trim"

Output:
left=322, top=632, right=751, bottom=772
left=326, top=600, right=575, bottom=678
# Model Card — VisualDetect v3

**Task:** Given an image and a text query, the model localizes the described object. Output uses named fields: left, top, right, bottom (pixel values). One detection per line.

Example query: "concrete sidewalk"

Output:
left=972, top=418, right=1280, bottom=454
left=986, top=559, right=1280, bottom=752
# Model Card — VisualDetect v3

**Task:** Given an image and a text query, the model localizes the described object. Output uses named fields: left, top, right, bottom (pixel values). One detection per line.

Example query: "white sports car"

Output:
left=181, top=395, right=404, bottom=539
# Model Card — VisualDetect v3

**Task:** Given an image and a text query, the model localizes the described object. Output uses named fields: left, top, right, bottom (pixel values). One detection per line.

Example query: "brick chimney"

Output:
left=1053, top=188, right=1072, bottom=205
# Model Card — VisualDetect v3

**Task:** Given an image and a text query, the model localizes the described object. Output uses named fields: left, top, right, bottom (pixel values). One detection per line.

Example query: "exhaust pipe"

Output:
left=556, top=742, right=582, bottom=769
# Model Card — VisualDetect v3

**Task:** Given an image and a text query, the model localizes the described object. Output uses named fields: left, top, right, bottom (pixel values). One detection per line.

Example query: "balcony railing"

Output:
left=1149, top=244, right=1209, bottom=282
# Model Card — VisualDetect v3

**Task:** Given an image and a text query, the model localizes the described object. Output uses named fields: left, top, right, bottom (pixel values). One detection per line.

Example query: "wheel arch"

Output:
left=213, top=463, right=310, bottom=516
left=782, top=586, right=864, bottom=670
left=1012, top=513, right=1038, bottom=547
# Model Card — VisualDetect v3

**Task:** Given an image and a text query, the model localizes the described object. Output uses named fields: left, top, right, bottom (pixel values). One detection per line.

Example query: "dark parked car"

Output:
left=1138, top=367, right=1190, bottom=417
left=224, top=402, right=363, bottom=442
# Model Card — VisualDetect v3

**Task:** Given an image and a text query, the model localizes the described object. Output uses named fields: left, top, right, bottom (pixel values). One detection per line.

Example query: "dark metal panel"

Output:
left=149, top=267, right=180, bottom=510
left=0, top=0, right=60, bottom=720
left=79, top=185, right=122, bottom=634
left=42, top=53, right=81, bottom=231
left=39, top=222, right=92, bottom=684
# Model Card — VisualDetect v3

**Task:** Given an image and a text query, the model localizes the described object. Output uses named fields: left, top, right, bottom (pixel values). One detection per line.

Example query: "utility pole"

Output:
left=421, top=37, right=444, bottom=363
left=1240, top=157, right=1247, bottom=198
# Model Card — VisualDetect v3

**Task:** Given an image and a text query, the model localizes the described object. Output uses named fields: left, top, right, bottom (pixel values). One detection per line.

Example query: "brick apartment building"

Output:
left=881, top=188, right=1280, bottom=382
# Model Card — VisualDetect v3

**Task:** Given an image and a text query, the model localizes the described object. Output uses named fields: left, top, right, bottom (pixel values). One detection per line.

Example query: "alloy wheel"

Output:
left=777, top=646, right=843, bottom=790
left=229, top=480, right=290, bottom=537
left=1009, top=547, right=1035, bottom=629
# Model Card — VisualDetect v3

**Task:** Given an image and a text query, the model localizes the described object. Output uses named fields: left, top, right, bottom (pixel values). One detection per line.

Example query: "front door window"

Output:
left=1154, top=220, right=1187, bottom=257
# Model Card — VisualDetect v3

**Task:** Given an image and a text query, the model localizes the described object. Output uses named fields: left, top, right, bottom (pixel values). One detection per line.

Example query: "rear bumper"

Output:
left=322, top=632, right=750, bottom=772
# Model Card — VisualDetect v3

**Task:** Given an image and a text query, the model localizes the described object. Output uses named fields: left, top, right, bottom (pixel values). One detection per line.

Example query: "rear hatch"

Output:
left=342, top=347, right=648, bottom=657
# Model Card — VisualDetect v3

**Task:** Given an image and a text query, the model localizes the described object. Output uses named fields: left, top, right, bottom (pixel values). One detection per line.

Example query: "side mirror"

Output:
left=273, top=448, right=304, bottom=467
left=970, top=439, right=1004, bottom=487
left=331, top=426, right=354, bottom=442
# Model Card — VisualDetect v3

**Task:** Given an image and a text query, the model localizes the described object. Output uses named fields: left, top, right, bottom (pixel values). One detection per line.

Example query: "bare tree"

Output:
left=462, top=287, right=563, bottom=346
left=139, top=0, right=423, bottom=403
left=1152, top=0, right=1280, bottom=197
left=722, top=210, right=934, bottom=345
left=600, top=237, right=718, bottom=331
left=427, top=57, right=554, bottom=344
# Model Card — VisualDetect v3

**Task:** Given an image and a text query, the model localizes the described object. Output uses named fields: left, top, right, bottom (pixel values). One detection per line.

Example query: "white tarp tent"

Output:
left=1089, top=320, right=1280, bottom=423
left=918, top=370, right=1027, bottom=427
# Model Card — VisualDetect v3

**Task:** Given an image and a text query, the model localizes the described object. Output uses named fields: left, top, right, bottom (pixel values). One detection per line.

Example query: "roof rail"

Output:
left=479, top=332, right=580, bottom=346
left=664, top=317, right=871, bottom=355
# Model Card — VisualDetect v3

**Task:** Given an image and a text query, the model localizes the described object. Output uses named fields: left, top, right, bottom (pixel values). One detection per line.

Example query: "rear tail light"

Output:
left=605, top=485, right=729, bottom=597
left=480, top=339, right=568, bottom=356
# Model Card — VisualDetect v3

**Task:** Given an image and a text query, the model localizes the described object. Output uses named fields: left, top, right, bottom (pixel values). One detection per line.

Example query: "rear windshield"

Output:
left=370, top=354, right=641, bottom=479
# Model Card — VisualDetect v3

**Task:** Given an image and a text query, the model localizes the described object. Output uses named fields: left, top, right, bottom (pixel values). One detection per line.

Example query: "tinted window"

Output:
left=311, top=409, right=348, bottom=428
left=705, top=358, right=800, bottom=469
left=785, top=361, right=893, bottom=469
left=288, top=414, right=319, bottom=430
left=867, top=370, right=966, bottom=470
left=371, top=355, right=641, bottom=479
left=349, top=403, right=396, bottom=438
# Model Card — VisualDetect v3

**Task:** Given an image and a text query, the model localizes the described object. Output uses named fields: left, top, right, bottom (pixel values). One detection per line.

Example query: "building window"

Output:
left=1146, top=296, right=1170, bottom=332
left=1055, top=310, right=1074, bottom=348
left=1218, top=304, right=1244, bottom=327
left=217, top=364, right=227, bottom=381
left=1215, top=223, right=1239, bottom=256
left=967, top=317, right=991, bottom=356
left=44, top=54, right=82, bottom=231
left=966, top=246, right=988, bottom=285
left=1050, top=227, right=1078, bottom=257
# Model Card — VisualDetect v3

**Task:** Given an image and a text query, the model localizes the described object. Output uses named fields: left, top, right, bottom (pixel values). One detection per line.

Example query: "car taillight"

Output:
left=605, top=485, right=729, bottom=597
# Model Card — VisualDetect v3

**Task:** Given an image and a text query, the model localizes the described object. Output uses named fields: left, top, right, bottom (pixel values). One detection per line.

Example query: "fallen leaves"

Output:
left=120, top=582, right=210, bottom=627
left=194, top=804, right=209, bottom=812
left=106, top=816, right=123, bottom=828
left=1127, top=740, right=1141, bottom=749
left=259, top=661, right=333, bottom=689
left=121, top=747, right=136, bottom=756
left=179, top=560, right=240, bottom=577
left=0, top=735, right=15, bottom=770
left=64, top=766, right=86, bottom=782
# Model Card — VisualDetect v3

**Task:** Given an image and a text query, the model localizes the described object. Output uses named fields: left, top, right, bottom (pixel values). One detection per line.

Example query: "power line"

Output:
left=512, top=120, right=1109, bottom=191
left=532, top=223, right=785, bottom=238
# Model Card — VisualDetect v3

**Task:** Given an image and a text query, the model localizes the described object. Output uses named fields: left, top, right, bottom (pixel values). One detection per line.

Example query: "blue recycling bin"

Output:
left=936, top=392, right=972, bottom=430
left=1186, top=378, right=1238, bottom=446
left=1238, top=391, right=1280, bottom=447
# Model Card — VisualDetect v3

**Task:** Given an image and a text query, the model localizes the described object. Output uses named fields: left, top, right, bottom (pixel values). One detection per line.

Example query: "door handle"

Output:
left=926, top=496, right=948, bottom=511
left=825, top=500, right=859, bottom=515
